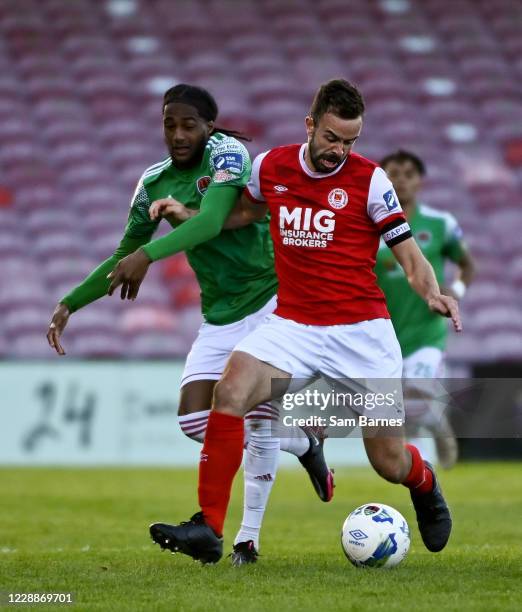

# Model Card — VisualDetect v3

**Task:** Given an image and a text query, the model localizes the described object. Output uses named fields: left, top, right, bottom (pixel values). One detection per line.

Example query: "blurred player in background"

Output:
left=46, top=84, right=333, bottom=565
left=376, top=151, right=475, bottom=468
left=136, top=79, right=461, bottom=564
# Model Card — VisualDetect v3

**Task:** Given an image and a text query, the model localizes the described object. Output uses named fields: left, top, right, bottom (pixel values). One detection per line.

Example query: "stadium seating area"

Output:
left=0, top=0, right=521, bottom=360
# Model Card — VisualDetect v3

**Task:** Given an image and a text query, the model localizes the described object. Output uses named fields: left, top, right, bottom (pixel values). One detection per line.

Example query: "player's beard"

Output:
left=308, top=136, right=346, bottom=173
left=168, top=136, right=207, bottom=169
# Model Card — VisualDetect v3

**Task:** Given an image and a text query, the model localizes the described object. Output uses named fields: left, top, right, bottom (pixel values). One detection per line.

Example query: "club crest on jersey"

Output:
left=196, top=175, right=211, bottom=195
left=328, top=188, right=348, bottom=210
left=416, top=230, right=432, bottom=246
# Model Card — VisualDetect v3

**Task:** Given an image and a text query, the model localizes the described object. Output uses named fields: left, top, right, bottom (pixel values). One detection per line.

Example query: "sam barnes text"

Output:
left=282, top=415, right=404, bottom=428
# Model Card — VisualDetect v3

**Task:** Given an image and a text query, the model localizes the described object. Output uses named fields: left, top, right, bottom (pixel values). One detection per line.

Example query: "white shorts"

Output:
left=181, top=295, right=277, bottom=387
left=402, top=347, right=445, bottom=379
left=234, top=314, right=404, bottom=419
left=402, top=347, right=445, bottom=398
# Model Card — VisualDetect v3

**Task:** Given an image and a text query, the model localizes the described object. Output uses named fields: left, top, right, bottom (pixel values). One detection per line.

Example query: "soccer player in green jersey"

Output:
left=375, top=150, right=475, bottom=468
left=46, top=84, right=333, bottom=565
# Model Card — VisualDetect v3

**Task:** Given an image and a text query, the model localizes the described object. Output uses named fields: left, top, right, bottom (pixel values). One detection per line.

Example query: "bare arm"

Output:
left=222, top=191, right=269, bottom=229
left=456, top=249, right=475, bottom=286
left=446, top=249, right=476, bottom=299
left=440, top=248, right=476, bottom=299
left=391, top=237, right=462, bottom=332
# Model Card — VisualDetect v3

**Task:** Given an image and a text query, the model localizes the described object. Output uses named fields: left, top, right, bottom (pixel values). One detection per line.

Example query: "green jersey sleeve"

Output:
left=61, top=176, right=158, bottom=312
left=442, top=212, right=466, bottom=263
left=141, top=184, right=240, bottom=262
left=125, top=177, right=160, bottom=238
left=207, top=135, right=251, bottom=189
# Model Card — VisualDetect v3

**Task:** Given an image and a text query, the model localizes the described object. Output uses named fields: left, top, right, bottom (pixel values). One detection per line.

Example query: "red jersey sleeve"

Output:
left=367, top=167, right=412, bottom=247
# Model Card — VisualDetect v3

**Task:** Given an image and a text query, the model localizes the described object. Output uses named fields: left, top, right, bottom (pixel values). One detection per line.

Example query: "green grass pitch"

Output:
left=1, top=463, right=520, bottom=611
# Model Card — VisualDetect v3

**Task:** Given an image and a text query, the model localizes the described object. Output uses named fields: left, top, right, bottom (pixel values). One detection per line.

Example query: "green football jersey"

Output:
left=375, top=203, right=466, bottom=357
left=126, top=132, right=277, bottom=325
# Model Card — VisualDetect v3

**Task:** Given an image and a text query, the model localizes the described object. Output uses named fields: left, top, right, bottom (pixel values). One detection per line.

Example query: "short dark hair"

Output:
left=380, top=149, right=426, bottom=176
left=310, top=79, right=365, bottom=123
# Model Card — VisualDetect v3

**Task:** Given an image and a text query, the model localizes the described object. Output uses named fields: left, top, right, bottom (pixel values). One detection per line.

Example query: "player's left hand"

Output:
left=428, top=294, right=462, bottom=332
left=107, top=249, right=152, bottom=300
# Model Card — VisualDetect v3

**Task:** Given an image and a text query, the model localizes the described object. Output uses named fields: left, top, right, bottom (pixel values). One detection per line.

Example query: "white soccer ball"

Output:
left=341, top=503, right=410, bottom=568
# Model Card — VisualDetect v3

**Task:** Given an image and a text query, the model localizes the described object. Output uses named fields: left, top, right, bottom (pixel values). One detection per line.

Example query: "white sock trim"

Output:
left=178, top=410, right=210, bottom=442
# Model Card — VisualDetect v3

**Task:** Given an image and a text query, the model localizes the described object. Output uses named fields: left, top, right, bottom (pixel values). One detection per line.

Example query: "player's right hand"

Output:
left=46, top=303, right=70, bottom=355
left=149, top=198, right=194, bottom=222
left=428, top=294, right=462, bottom=333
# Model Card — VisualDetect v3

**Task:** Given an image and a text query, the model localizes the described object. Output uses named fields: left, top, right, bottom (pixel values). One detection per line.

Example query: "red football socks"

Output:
left=402, top=444, right=434, bottom=495
left=198, top=411, right=244, bottom=536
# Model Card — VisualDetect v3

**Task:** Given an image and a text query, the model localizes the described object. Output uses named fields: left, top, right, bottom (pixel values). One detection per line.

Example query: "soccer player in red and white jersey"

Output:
left=149, top=80, right=462, bottom=564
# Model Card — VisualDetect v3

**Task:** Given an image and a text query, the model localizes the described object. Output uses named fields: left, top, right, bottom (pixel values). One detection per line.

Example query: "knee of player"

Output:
left=212, top=378, right=248, bottom=414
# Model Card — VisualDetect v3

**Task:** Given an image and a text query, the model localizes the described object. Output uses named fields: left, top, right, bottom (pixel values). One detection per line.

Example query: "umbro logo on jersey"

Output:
left=274, top=184, right=288, bottom=192
left=328, top=188, right=348, bottom=209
